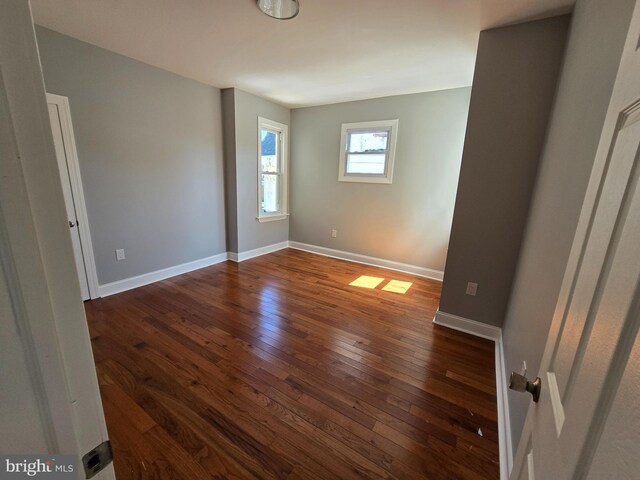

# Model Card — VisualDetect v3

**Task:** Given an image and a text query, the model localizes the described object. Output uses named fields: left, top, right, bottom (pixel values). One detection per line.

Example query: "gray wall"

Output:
left=503, top=0, right=635, bottom=452
left=289, top=88, right=471, bottom=272
left=35, top=27, right=226, bottom=285
left=222, top=89, right=238, bottom=253
left=223, top=88, right=290, bottom=253
left=438, top=16, right=570, bottom=327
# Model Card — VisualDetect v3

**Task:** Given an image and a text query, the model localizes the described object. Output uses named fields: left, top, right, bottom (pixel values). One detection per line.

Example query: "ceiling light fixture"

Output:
left=257, top=0, right=299, bottom=20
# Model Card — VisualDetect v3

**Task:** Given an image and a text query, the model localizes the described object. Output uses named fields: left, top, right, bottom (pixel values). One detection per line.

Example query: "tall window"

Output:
left=258, top=117, right=289, bottom=222
left=338, top=119, right=399, bottom=184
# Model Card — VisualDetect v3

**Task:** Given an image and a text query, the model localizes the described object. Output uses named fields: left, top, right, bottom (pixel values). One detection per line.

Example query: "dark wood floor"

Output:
left=86, top=249, right=499, bottom=479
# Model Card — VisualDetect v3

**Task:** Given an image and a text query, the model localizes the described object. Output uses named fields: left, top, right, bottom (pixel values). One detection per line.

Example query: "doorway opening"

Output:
left=47, top=93, right=99, bottom=300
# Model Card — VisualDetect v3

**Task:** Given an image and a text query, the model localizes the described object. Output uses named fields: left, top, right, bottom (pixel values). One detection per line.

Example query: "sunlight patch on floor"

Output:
left=382, top=280, right=413, bottom=294
left=349, top=276, right=412, bottom=294
left=349, top=275, right=385, bottom=289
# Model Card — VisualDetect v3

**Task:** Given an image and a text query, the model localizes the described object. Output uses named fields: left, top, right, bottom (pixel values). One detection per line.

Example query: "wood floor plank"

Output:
left=86, top=249, right=499, bottom=479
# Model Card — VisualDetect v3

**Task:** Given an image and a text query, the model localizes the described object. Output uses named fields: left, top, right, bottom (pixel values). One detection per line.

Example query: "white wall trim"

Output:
left=256, top=213, right=289, bottom=223
left=432, top=309, right=501, bottom=340
left=98, top=241, right=290, bottom=297
left=288, top=241, right=443, bottom=281
left=433, top=309, right=512, bottom=479
left=98, top=253, right=228, bottom=297
left=98, top=241, right=442, bottom=298
left=228, top=241, right=289, bottom=262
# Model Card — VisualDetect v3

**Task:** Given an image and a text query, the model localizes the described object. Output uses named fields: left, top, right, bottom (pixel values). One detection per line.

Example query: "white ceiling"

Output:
left=30, top=0, right=574, bottom=108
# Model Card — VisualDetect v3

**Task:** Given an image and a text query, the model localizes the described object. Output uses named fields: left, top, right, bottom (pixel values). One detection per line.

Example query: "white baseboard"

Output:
left=98, top=242, right=289, bottom=297
left=98, top=239, right=438, bottom=297
left=288, top=241, right=443, bottom=281
left=228, top=241, right=289, bottom=262
left=432, top=309, right=501, bottom=341
left=97, top=252, right=228, bottom=297
left=433, top=309, right=512, bottom=479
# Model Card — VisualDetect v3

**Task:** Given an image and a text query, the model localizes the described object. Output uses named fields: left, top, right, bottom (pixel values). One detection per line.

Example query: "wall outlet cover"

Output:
left=115, top=248, right=125, bottom=261
left=466, top=282, right=478, bottom=296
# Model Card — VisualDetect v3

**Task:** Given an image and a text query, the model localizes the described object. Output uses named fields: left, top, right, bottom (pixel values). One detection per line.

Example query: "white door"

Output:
left=0, top=1, right=113, bottom=478
left=47, top=97, right=90, bottom=300
left=511, top=2, right=640, bottom=479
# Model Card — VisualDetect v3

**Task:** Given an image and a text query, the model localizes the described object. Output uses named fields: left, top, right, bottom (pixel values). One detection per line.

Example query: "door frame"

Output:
left=510, top=1, right=640, bottom=476
left=46, top=92, right=100, bottom=299
left=1, top=1, right=113, bottom=476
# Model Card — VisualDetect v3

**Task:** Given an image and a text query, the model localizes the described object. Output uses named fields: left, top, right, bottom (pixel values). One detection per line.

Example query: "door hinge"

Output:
left=82, top=440, right=113, bottom=479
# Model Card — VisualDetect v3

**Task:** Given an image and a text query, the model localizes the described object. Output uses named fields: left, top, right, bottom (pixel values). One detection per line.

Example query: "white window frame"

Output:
left=257, top=117, right=289, bottom=222
left=338, top=119, right=399, bottom=184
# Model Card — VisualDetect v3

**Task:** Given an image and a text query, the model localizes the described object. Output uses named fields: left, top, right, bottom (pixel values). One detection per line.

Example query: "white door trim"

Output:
left=1, top=4, right=112, bottom=476
left=46, top=93, right=99, bottom=299
left=511, top=2, right=640, bottom=477
left=0, top=68, right=74, bottom=456
left=495, top=333, right=514, bottom=479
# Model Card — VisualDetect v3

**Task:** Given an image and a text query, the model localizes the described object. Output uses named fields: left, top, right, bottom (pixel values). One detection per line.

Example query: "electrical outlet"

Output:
left=115, top=248, right=126, bottom=261
left=466, top=282, right=478, bottom=296
left=521, top=361, right=527, bottom=376
left=331, top=229, right=337, bottom=238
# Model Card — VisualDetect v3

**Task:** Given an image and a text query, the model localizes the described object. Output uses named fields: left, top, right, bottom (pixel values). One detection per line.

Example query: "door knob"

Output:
left=509, top=372, right=541, bottom=403
left=69, top=220, right=76, bottom=228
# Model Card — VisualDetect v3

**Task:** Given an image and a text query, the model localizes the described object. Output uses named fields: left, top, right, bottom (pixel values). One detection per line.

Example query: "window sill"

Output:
left=338, top=176, right=393, bottom=184
left=257, top=213, right=289, bottom=223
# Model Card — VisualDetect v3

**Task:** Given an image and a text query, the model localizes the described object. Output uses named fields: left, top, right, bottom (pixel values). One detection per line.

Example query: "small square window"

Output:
left=338, top=119, right=398, bottom=184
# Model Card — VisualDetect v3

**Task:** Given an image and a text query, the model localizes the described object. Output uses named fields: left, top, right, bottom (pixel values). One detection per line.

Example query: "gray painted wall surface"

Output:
left=230, top=88, right=290, bottom=253
left=438, top=16, right=570, bottom=327
left=503, top=0, right=635, bottom=452
left=35, top=27, right=226, bottom=285
left=222, top=89, right=238, bottom=253
left=289, top=88, right=471, bottom=272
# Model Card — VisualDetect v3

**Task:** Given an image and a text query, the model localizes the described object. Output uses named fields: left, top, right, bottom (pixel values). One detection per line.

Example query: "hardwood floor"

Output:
left=86, top=249, right=499, bottom=479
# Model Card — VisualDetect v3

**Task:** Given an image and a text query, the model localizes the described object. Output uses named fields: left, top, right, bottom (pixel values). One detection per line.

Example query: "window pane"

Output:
left=347, top=130, right=389, bottom=154
left=261, top=174, right=280, bottom=213
left=261, top=129, right=279, bottom=172
left=346, top=153, right=386, bottom=175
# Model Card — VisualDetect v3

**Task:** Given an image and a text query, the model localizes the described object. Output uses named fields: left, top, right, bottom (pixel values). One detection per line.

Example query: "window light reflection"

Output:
left=349, top=275, right=385, bottom=289
left=382, top=280, right=412, bottom=294
left=348, top=276, right=413, bottom=294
